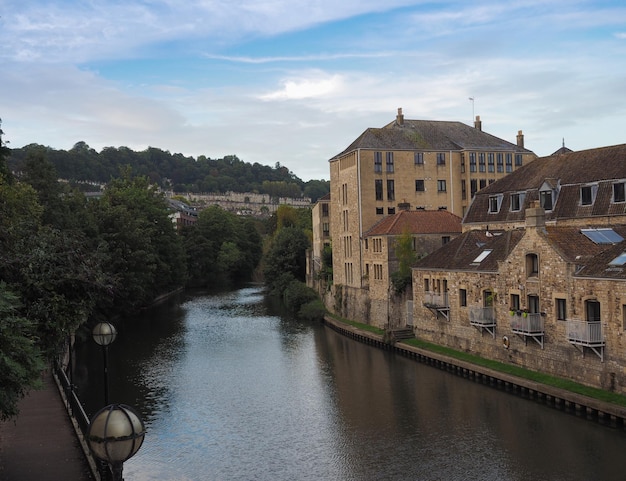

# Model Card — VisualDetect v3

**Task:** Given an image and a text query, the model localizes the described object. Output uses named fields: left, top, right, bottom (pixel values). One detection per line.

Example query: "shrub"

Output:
left=299, top=299, right=326, bottom=322
left=283, top=280, right=317, bottom=313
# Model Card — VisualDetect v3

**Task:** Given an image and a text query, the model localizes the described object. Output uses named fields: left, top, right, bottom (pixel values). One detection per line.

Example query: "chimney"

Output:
left=517, top=130, right=524, bottom=148
left=525, top=200, right=545, bottom=230
left=474, top=115, right=482, bottom=131
left=396, top=107, right=404, bottom=125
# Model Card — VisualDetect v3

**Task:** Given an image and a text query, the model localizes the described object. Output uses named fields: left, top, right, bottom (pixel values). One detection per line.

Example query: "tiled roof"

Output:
left=364, top=210, right=462, bottom=237
left=545, top=225, right=626, bottom=279
left=414, top=229, right=524, bottom=272
left=331, top=119, right=532, bottom=160
left=465, top=144, right=626, bottom=224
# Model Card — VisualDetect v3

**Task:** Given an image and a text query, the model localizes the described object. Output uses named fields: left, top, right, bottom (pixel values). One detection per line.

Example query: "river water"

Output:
left=74, top=286, right=626, bottom=481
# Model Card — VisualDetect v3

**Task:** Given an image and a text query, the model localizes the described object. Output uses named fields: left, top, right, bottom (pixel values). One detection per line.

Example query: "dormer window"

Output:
left=539, top=190, right=553, bottom=211
left=613, top=182, right=626, bottom=203
left=488, top=194, right=503, bottom=213
left=510, top=192, right=525, bottom=212
left=580, top=184, right=598, bottom=206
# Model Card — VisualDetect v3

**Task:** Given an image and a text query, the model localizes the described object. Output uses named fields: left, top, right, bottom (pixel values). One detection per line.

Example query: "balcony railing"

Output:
left=566, top=319, right=605, bottom=361
left=510, top=312, right=544, bottom=334
left=469, top=306, right=496, bottom=327
left=566, top=320, right=604, bottom=346
left=424, top=292, right=449, bottom=308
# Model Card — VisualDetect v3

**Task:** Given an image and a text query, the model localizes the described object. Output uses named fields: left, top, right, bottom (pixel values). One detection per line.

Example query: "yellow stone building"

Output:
left=329, top=108, right=536, bottom=289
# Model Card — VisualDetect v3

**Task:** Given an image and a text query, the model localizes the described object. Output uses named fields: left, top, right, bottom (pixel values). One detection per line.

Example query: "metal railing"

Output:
left=424, top=291, right=449, bottom=308
left=469, top=306, right=496, bottom=326
left=566, top=320, right=604, bottom=345
left=510, top=312, right=544, bottom=334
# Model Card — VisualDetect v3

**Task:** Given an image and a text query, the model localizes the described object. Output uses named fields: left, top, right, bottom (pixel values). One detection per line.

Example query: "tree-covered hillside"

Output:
left=8, top=142, right=330, bottom=202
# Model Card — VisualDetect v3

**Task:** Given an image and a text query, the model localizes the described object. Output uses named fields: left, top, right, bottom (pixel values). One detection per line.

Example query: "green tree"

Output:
left=0, top=283, right=45, bottom=421
left=263, top=226, right=310, bottom=290
left=0, top=118, right=13, bottom=183
left=391, top=229, right=417, bottom=294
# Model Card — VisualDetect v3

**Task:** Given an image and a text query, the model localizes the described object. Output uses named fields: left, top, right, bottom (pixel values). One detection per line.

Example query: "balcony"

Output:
left=469, top=306, right=496, bottom=338
left=423, top=292, right=449, bottom=321
left=566, top=320, right=605, bottom=361
left=510, top=312, right=544, bottom=348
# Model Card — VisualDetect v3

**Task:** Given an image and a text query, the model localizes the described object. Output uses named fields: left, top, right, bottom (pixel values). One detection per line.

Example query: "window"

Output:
left=610, top=252, right=626, bottom=265
left=472, top=249, right=492, bottom=264
left=510, top=192, right=524, bottom=212
left=585, top=300, right=601, bottom=322
left=415, top=179, right=425, bottom=192
left=386, top=152, right=394, bottom=172
left=459, top=289, right=467, bottom=307
left=414, top=152, right=424, bottom=165
left=341, top=183, right=348, bottom=204
left=479, top=179, right=487, bottom=189
left=437, top=180, right=446, bottom=192
left=469, top=153, right=476, bottom=172
left=506, top=153, right=513, bottom=173
left=556, top=298, right=567, bottom=320
left=387, top=179, right=395, bottom=201
left=321, top=203, right=329, bottom=217
left=488, top=153, right=494, bottom=172
left=582, top=228, right=624, bottom=244
left=437, top=152, right=446, bottom=165
left=374, top=152, right=382, bottom=172
left=388, top=207, right=395, bottom=214
left=376, top=207, right=383, bottom=215
left=526, top=253, right=539, bottom=277
left=322, top=222, right=329, bottom=236
left=510, top=294, right=520, bottom=311
left=424, top=278, right=430, bottom=292
left=375, top=179, right=383, bottom=200
left=539, top=190, right=553, bottom=211
left=489, top=194, right=503, bottom=213
left=470, top=179, right=477, bottom=198
left=442, top=236, right=450, bottom=245
left=460, top=154, right=465, bottom=173
left=479, top=153, right=486, bottom=172
left=484, top=290, right=493, bottom=307
left=528, top=295, right=539, bottom=314
left=515, top=154, right=523, bottom=167
left=461, top=180, right=467, bottom=200
left=497, top=153, right=504, bottom=173
left=581, top=185, right=598, bottom=206
left=614, top=182, right=626, bottom=203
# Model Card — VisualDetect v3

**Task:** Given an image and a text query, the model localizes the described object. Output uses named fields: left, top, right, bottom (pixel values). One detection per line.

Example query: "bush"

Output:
left=298, top=299, right=326, bottom=322
left=283, top=280, right=317, bottom=313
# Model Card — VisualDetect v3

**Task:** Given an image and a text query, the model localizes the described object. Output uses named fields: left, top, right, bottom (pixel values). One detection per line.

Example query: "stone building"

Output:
left=363, top=209, right=461, bottom=328
left=412, top=143, right=626, bottom=393
left=329, top=108, right=536, bottom=290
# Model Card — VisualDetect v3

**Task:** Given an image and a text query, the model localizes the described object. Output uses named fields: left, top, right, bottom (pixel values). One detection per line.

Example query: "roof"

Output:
left=545, top=225, right=626, bottom=279
left=465, top=144, right=626, bottom=224
left=414, top=229, right=524, bottom=272
left=330, top=119, right=533, bottom=160
left=364, top=210, right=462, bottom=237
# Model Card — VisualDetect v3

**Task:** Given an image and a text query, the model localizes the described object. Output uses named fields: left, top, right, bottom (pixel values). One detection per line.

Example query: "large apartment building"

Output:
left=329, top=108, right=536, bottom=288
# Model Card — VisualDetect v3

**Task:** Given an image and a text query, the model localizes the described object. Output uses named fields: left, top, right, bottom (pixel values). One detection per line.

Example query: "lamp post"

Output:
left=87, top=403, right=146, bottom=481
left=92, top=322, right=117, bottom=405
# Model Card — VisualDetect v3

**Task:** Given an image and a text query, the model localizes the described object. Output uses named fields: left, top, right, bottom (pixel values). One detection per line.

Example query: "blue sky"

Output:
left=2, top=1, right=626, bottom=181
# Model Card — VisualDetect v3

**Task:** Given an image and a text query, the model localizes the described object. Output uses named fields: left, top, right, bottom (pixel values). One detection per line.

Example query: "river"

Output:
left=74, top=286, right=626, bottom=481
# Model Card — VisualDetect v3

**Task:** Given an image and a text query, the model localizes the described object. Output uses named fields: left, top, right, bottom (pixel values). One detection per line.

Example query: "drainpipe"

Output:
left=449, top=150, right=454, bottom=213
left=357, top=148, right=363, bottom=287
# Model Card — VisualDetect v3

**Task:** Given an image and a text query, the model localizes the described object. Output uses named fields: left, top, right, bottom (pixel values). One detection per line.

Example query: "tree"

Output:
left=0, top=283, right=45, bottom=420
left=0, top=118, right=13, bottom=183
left=263, top=226, right=310, bottom=290
left=391, top=229, right=417, bottom=294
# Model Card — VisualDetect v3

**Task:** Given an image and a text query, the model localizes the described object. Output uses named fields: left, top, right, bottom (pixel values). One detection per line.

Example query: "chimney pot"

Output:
left=397, top=108, right=404, bottom=125
left=517, top=130, right=524, bottom=148
left=474, top=115, right=482, bottom=131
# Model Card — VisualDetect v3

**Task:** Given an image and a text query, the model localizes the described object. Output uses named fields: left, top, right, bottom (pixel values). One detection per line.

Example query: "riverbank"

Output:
left=323, top=314, right=626, bottom=428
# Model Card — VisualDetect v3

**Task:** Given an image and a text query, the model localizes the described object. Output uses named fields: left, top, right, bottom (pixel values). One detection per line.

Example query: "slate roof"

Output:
left=414, top=229, right=524, bottom=272
left=464, top=144, right=626, bottom=225
left=545, top=225, right=626, bottom=280
left=330, top=119, right=532, bottom=160
left=364, top=210, right=462, bottom=237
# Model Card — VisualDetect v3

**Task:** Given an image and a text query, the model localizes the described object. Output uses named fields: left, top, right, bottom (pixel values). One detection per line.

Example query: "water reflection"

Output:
left=74, top=286, right=626, bottom=481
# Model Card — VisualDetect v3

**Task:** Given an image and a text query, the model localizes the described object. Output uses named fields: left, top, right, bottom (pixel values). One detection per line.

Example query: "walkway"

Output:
left=0, top=370, right=94, bottom=481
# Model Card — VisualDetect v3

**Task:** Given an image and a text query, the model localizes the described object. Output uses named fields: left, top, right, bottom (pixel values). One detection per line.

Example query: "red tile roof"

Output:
left=364, top=210, right=462, bottom=237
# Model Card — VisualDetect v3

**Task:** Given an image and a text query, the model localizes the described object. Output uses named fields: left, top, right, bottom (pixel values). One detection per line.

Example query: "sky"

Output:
left=1, top=1, right=625, bottom=181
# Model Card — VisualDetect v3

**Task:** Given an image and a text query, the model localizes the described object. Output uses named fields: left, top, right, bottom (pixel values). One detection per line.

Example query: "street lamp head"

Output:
left=92, top=322, right=118, bottom=346
left=87, top=404, right=146, bottom=464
